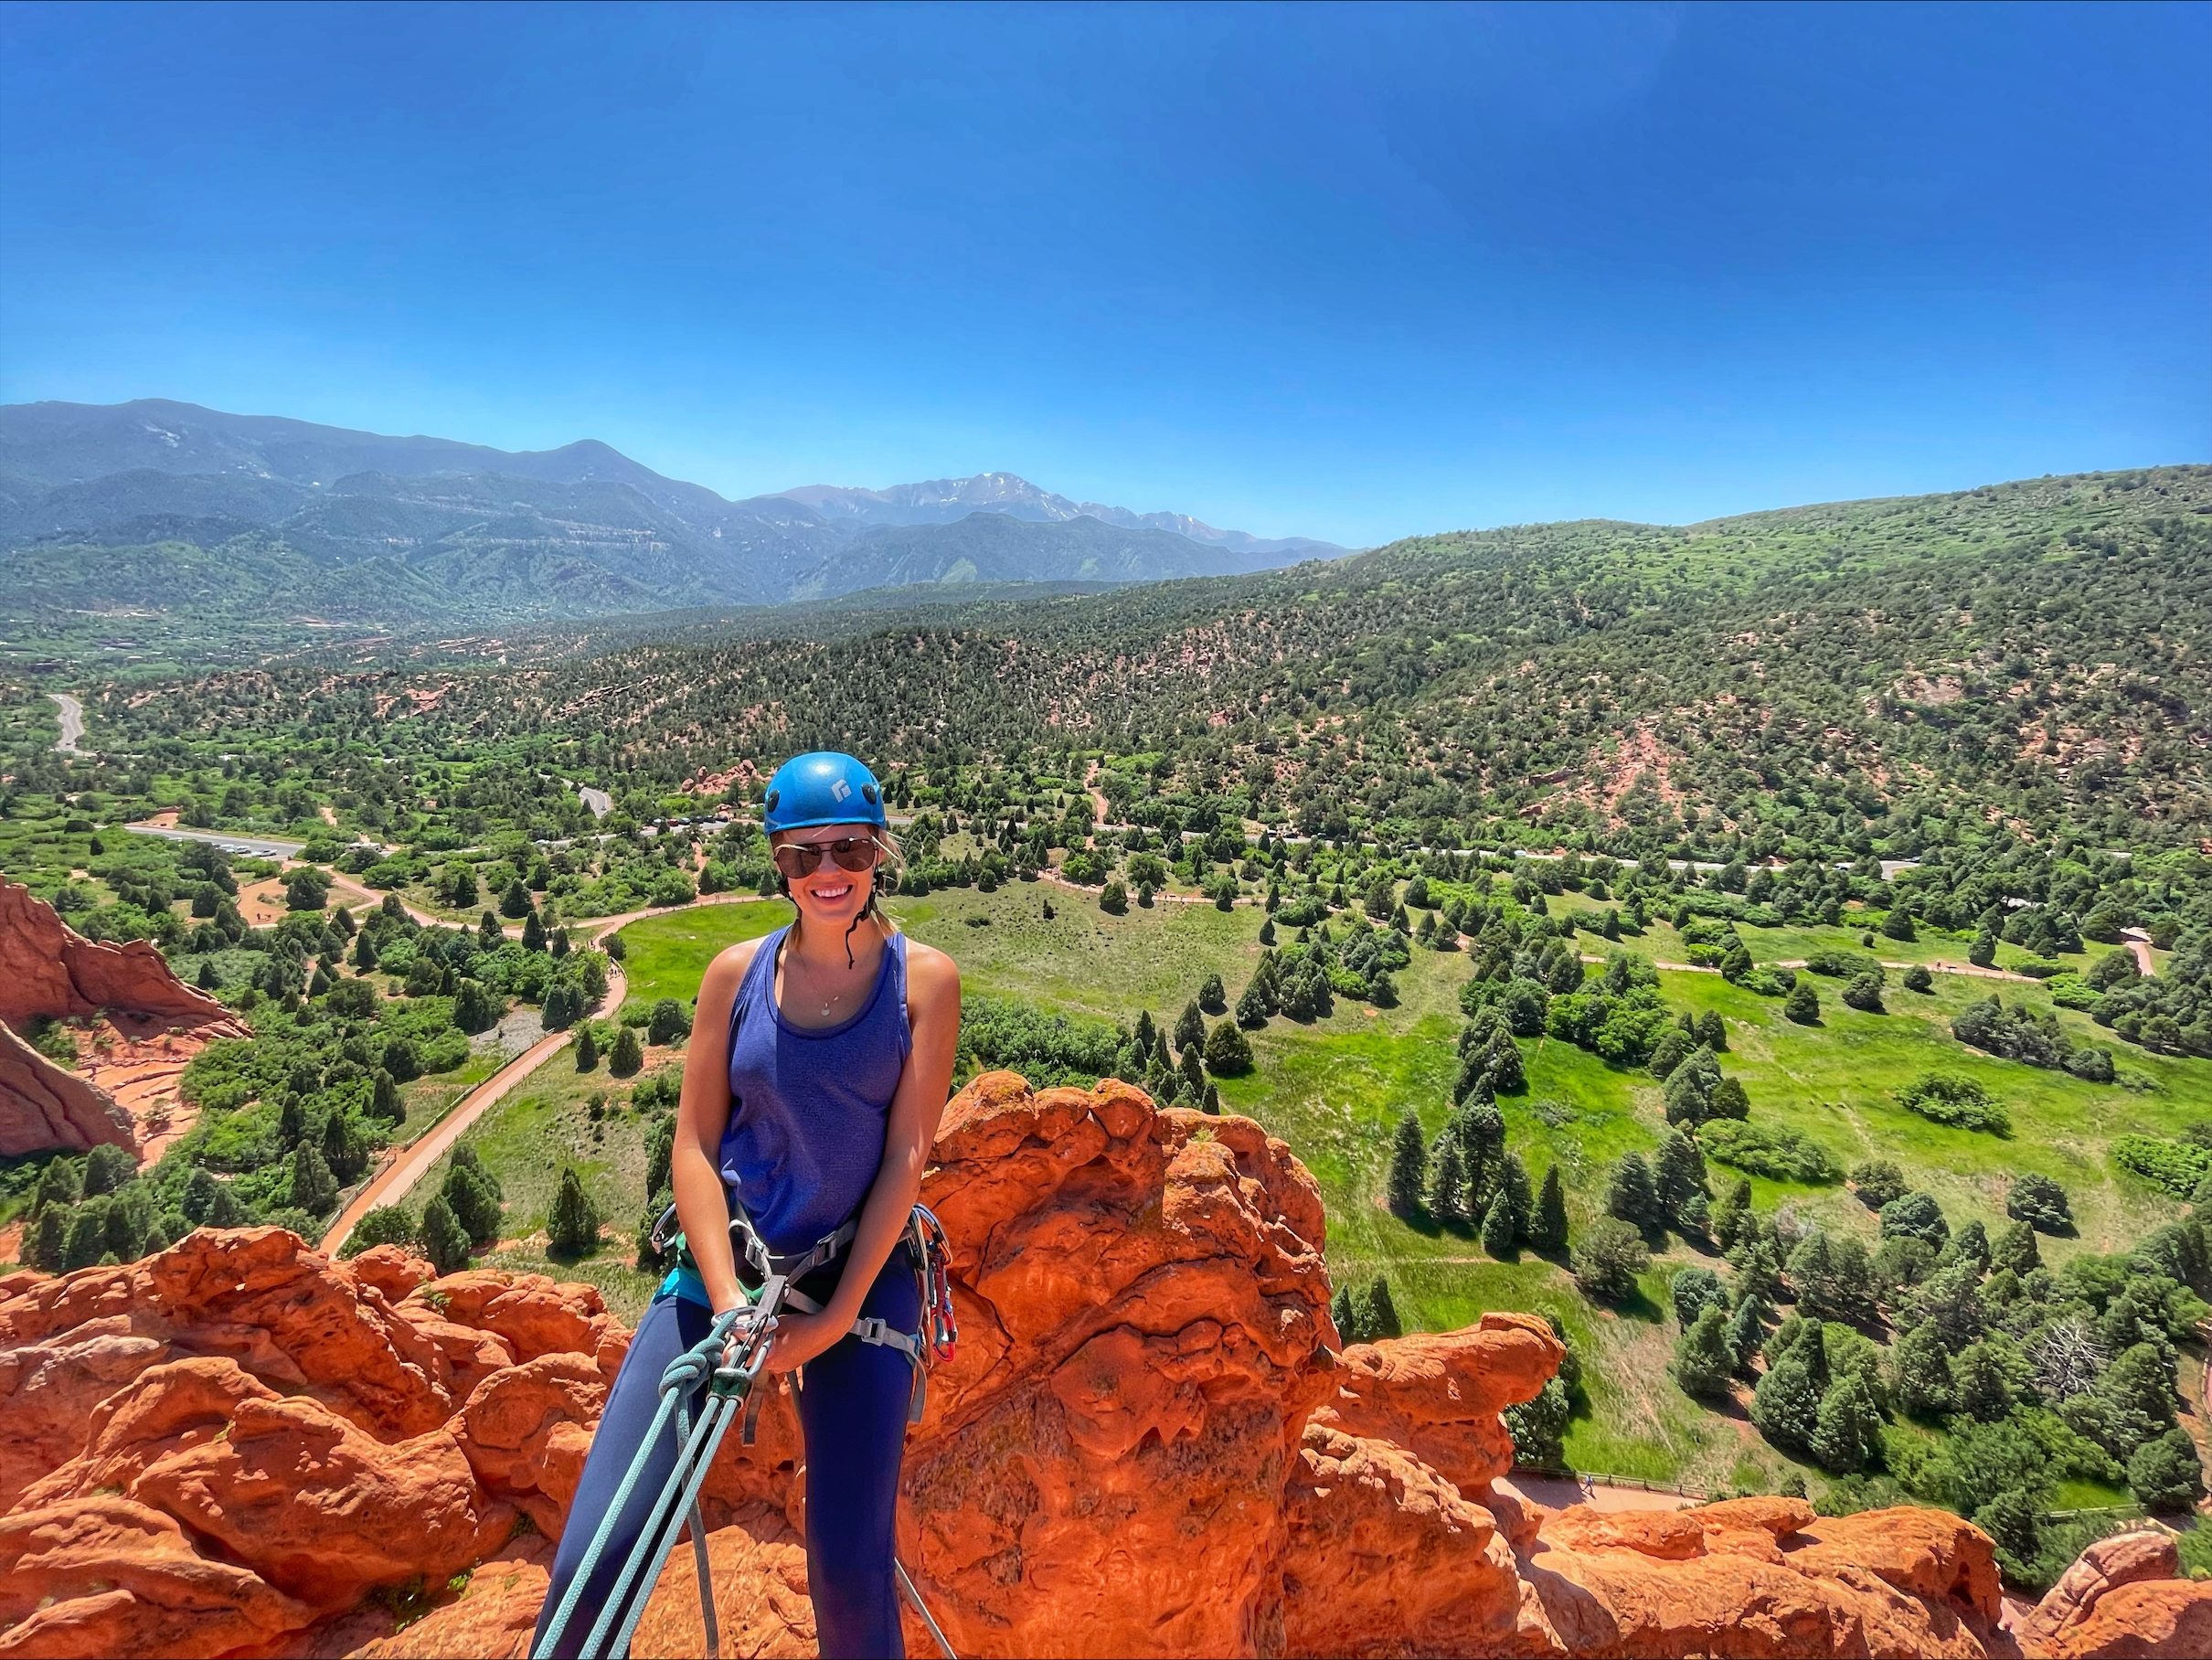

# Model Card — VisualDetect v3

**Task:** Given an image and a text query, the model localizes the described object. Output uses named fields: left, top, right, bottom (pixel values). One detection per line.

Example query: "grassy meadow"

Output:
left=444, top=873, right=2212, bottom=1490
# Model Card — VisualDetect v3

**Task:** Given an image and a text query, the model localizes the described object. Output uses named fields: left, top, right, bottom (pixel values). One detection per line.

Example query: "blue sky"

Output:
left=3, top=2, right=2206, bottom=547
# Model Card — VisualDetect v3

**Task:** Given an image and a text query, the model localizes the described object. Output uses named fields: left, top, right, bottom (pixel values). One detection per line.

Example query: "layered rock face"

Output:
left=3, top=1071, right=2207, bottom=1658
left=0, top=878, right=242, bottom=1155
left=0, top=877, right=236, bottom=1031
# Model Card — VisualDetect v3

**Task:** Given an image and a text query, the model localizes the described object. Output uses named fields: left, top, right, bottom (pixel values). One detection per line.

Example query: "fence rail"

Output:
left=1510, top=1464, right=1717, bottom=1502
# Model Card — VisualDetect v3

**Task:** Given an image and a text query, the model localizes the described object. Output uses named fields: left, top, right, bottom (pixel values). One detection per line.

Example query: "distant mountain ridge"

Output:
left=0, top=400, right=1345, bottom=630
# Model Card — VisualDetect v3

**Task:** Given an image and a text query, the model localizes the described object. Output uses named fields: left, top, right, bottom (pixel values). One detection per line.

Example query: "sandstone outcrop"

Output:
left=0, top=1017, right=136, bottom=1156
left=0, top=878, right=243, bottom=1156
left=0, top=877, right=236, bottom=1030
left=1, top=1071, right=2204, bottom=1658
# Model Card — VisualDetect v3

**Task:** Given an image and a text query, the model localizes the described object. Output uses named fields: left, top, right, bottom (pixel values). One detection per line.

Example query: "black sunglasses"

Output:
left=771, top=836, right=884, bottom=878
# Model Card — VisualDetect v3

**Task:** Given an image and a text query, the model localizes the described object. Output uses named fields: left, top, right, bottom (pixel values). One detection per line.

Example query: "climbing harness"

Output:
left=531, top=1201, right=960, bottom=1660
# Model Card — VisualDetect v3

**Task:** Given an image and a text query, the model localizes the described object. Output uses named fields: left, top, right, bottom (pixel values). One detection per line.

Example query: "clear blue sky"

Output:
left=3, top=2, right=2206, bottom=547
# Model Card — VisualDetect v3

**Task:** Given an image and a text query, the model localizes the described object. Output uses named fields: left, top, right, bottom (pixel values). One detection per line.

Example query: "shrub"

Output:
left=608, top=1026, right=644, bottom=1078
left=1841, top=972, right=1886, bottom=1014
left=1902, top=963, right=1933, bottom=993
left=1895, top=1072, right=2011, bottom=1136
left=340, top=1205, right=419, bottom=1258
left=647, top=998, right=692, bottom=1046
left=1784, top=980, right=1820, bottom=1024
left=1879, top=1190, right=1950, bottom=1247
left=2111, top=1134, right=2212, bottom=1199
left=1202, top=1018, right=1254, bottom=1077
left=1701, top=1120, right=1842, bottom=1185
left=2006, top=1172, right=2074, bottom=1234
left=1805, top=949, right=1882, bottom=980
left=1850, top=1159, right=1908, bottom=1210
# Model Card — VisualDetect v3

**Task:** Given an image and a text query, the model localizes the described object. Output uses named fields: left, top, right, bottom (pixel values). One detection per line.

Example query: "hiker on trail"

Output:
left=534, top=752, right=960, bottom=1660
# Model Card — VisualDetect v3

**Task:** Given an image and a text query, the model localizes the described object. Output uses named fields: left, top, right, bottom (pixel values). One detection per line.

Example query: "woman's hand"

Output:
left=760, top=1308, right=848, bottom=1374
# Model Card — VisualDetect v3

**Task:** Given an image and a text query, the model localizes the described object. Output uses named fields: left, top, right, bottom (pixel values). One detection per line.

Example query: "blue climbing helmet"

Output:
left=760, top=751, right=888, bottom=833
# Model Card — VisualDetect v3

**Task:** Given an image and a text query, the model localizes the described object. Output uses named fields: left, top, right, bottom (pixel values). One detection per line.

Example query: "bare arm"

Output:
left=671, top=939, right=762, bottom=1315
left=762, top=934, right=961, bottom=1370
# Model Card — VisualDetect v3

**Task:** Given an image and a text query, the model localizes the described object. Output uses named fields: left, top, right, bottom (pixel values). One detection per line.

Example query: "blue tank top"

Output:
left=715, top=924, right=911, bottom=1255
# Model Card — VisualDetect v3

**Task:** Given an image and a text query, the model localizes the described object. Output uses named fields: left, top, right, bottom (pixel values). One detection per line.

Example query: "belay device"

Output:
left=531, top=1202, right=961, bottom=1660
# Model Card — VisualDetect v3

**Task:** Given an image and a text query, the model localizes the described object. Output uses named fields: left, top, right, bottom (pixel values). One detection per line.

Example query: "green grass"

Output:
left=612, top=899, right=792, bottom=1006
left=418, top=1048, right=674, bottom=1323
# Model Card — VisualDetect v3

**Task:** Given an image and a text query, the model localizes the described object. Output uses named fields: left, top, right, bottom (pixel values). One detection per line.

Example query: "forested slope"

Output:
left=90, top=464, right=2211, bottom=861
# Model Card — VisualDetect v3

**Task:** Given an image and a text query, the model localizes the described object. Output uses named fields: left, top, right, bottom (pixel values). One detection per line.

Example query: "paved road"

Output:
left=127, top=822, right=308, bottom=859
left=50, top=692, right=86, bottom=755
left=579, top=786, right=612, bottom=819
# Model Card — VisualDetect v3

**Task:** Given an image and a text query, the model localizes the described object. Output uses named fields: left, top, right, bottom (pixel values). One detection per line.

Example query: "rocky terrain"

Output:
left=3, top=1071, right=2208, bottom=1658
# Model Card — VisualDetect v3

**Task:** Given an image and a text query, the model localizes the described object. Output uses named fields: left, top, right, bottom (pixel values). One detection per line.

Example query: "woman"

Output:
left=534, top=751, right=961, bottom=1660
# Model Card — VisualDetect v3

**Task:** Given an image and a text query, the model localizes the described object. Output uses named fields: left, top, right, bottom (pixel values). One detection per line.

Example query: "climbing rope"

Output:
left=530, top=1209, right=960, bottom=1660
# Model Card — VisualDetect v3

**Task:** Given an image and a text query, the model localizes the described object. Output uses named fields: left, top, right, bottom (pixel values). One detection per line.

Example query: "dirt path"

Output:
left=1082, top=759, right=1111, bottom=828
left=316, top=897, right=772, bottom=1254
left=1493, top=1473, right=1701, bottom=1514
left=1575, top=950, right=2037, bottom=984
left=321, top=941, right=628, bottom=1256
left=2122, top=928, right=2158, bottom=977
left=50, top=692, right=86, bottom=755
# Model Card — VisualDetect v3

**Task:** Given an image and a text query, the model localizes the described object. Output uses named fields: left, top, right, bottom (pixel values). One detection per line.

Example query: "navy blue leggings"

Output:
left=534, top=1252, right=920, bottom=1659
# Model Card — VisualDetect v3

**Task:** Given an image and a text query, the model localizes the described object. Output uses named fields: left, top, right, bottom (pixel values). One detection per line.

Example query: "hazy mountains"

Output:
left=0, top=399, right=1345, bottom=628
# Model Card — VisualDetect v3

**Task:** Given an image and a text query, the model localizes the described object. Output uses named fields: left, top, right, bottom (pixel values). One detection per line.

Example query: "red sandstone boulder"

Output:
left=129, top=1393, right=514, bottom=1612
left=345, top=1243, right=436, bottom=1304
left=1310, top=1314, right=1564, bottom=1493
left=0, top=1495, right=309, bottom=1659
left=2019, top=1529, right=2212, bottom=1658
left=454, top=1352, right=609, bottom=1539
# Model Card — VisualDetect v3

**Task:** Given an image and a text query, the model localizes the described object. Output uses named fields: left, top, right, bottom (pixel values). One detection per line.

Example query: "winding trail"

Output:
left=319, top=893, right=774, bottom=1254
left=49, top=692, right=86, bottom=755
left=2121, top=927, right=2158, bottom=978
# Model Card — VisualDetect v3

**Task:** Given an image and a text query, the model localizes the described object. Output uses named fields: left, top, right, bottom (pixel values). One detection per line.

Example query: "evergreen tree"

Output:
left=1175, top=1000, right=1207, bottom=1056
left=1653, top=1129, right=1707, bottom=1228
left=1330, top=1283, right=1359, bottom=1345
left=1724, top=1293, right=1768, bottom=1378
left=1426, top=1139, right=1469, bottom=1225
left=648, top=998, right=692, bottom=1045
left=1180, top=1044, right=1207, bottom=1098
left=1605, top=1152, right=1661, bottom=1231
left=1203, top=1019, right=1254, bottom=1076
left=1811, top=1373, right=1882, bottom=1473
left=1952, top=1343, right=2015, bottom=1422
left=343, top=1206, right=420, bottom=1257
left=1364, top=1273, right=1402, bottom=1339
left=1530, top=1165, right=1569, bottom=1254
left=1198, top=973, right=1227, bottom=1014
left=1696, top=1009, right=1727, bottom=1051
left=1750, top=1349, right=1824, bottom=1452
left=454, top=977, right=500, bottom=1034
left=441, top=1145, right=504, bottom=1246
left=370, top=1069, right=404, bottom=1123
left=321, top=1110, right=366, bottom=1184
left=522, top=910, right=548, bottom=952
left=1235, top=978, right=1270, bottom=1029
left=1499, top=1150, right=1533, bottom=1242
left=575, top=1023, right=600, bottom=1071
left=1202, top=1081, right=1221, bottom=1114
left=609, top=1025, right=644, bottom=1078
left=1481, top=1190, right=1516, bottom=1258
left=352, top=931, right=378, bottom=972
left=2127, top=1430, right=2206, bottom=1511
left=421, top=1193, right=473, bottom=1274
left=1990, top=1218, right=2040, bottom=1276
left=1386, top=1113, right=1429, bottom=1216
left=541, top=984, right=571, bottom=1032
left=548, top=1167, right=601, bottom=1258
left=1785, top=979, right=1821, bottom=1024
left=1673, top=1304, right=1734, bottom=1399
left=480, top=910, right=504, bottom=948
left=501, top=878, right=532, bottom=919
left=289, top=1142, right=339, bottom=1217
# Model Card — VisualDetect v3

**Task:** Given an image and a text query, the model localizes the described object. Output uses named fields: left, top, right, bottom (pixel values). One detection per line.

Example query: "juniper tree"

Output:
left=1426, top=1139, right=1469, bottom=1226
left=421, top=1194, right=473, bottom=1274
left=1673, top=1304, right=1734, bottom=1399
left=1530, top=1165, right=1569, bottom=1255
left=548, top=1167, right=601, bottom=1259
left=1386, top=1114, right=1429, bottom=1216
left=1481, top=1191, right=1516, bottom=1258
left=1175, top=1000, right=1207, bottom=1056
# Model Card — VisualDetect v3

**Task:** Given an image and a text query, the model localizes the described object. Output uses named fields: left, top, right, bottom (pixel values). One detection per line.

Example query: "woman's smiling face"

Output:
left=773, top=824, right=880, bottom=926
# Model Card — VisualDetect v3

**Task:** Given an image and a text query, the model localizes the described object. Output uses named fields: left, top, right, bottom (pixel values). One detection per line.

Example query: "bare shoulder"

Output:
left=701, top=933, right=769, bottom=999
left=902, top=935, right=962, bottom=1009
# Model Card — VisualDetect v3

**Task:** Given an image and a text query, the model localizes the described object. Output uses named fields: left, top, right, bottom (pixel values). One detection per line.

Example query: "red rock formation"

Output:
left=0, top=878, right=244, bottom=1155
left=1, top=1073, right=2204, bottom=1659
left=2019, top=1530, right=2212, bottom=1658
left=0, top=1017, right=135, bottom=1155
left=0, top=877, right=236, bottom=1029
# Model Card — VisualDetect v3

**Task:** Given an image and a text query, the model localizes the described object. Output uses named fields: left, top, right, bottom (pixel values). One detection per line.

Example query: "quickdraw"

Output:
left=531, top=1201, right=959, bottom=1660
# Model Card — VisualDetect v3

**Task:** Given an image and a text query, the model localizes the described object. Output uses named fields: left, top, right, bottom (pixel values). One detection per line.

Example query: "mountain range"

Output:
left=0, top=400, right=1346, bottom=629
